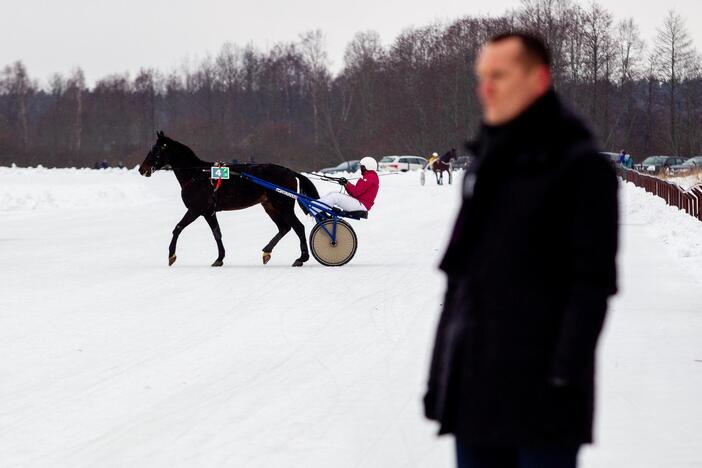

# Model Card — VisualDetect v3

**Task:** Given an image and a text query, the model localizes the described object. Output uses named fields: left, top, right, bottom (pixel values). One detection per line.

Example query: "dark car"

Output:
left=669, top=156, right=702, bottom=175
left=600, top=152, right=621, bottom=166
left=634, top=156, right=686, bottom=174
left=319, top=160, right=360, bottom=174
left=452, top=156, right=473, bottom=170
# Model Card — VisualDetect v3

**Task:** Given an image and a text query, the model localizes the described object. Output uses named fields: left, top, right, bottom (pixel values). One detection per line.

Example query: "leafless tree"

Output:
left=653, top=10, right=697, bottom=153
left=300, top=30, right=330, bottom=149
left=2, top=0, right=702, bottom=168
left=616, top=18, right=644, bottom=85
left=1, top=62, right=34, bottom=155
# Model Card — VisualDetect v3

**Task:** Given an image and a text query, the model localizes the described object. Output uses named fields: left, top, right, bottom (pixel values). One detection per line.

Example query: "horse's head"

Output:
left=441, top=148, right=458, bottom=163
left=139, top=130, right=172, bottom=177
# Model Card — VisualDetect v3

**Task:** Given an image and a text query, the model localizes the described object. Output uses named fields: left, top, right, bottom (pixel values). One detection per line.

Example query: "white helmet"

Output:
left=360, top=156, right=377, bottom=172
left=432, top=152, right=438, bottom=157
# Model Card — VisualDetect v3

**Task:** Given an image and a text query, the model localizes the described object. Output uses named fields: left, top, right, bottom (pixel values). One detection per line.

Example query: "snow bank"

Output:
left=622, top=180, right=702, bottom=280
left=0, top=166, right=168, bottom=212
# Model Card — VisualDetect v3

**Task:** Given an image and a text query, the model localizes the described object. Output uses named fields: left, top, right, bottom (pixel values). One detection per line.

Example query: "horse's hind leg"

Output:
left=261, top=201, right=291, bottom=265
left=169, top=209, right=200, bottom=266
left=279, top=207, right=309, bottom=267
left=204, top=211, right=226, bottom=267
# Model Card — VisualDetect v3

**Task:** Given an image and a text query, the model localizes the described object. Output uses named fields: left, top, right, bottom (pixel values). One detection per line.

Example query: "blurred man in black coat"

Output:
left=424, top=32, right=618, bottom=468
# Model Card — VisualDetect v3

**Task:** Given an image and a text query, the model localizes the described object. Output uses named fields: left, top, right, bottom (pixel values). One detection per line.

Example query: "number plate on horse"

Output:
left=211, top=167, right=230, bottom=180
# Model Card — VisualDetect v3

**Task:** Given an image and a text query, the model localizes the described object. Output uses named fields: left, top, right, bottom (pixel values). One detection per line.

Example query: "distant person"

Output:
left=618, top=149, right=626, bottom=165
left=100, top=159, right=109, bottom=169
left=116, top=161, right=125, bottom=169
left=624, top=153, right=633, bottom=169
left=424, top=32, right=619, bottom=468
left=315, top=156, right=379, bottom=214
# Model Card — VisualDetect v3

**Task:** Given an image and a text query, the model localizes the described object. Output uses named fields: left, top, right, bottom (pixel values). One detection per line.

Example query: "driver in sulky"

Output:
left=316, top=156, right=380, bottom=214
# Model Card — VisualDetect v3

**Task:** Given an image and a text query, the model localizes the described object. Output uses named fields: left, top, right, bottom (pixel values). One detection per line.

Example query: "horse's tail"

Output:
left=293, top=171, right=320, bottom=215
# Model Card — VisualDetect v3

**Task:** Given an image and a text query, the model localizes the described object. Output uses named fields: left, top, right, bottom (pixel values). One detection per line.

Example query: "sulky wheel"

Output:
left=310, top=219, right=358, bottom=266
left=420, top=170, right=426, bottom=185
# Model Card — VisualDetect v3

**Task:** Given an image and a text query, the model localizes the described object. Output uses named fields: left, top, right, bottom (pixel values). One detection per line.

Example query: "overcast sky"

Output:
left=2, top=0, right=701, bottom=86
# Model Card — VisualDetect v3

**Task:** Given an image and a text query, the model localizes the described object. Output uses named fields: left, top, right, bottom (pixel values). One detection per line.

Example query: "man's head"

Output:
left=359, top=156, right=377, bottom=174
left=475, top=32, right=552, bottom=126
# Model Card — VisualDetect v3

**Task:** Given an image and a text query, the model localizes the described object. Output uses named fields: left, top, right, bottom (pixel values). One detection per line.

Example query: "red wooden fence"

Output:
left=618, top=168, right=702, bottom=222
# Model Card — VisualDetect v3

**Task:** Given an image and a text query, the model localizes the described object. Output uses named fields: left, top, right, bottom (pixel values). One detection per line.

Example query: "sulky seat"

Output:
left=333, top=209, right=368, bottom=220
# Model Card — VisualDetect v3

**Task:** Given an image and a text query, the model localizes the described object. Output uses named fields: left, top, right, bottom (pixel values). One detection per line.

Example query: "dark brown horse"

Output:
left=139, top=131, right=319, bottom=267
left=430, top=148, right=457, bottom=185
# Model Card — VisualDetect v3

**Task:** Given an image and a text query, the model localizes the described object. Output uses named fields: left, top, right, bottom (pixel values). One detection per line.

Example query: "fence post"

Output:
left=693, top=187, right=702, bottom=221
left=621, top=170, right=702, bottom=223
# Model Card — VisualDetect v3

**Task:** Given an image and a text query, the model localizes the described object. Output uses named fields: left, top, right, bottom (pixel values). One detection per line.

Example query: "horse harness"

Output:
left=178, top=162, right=232, bottom=193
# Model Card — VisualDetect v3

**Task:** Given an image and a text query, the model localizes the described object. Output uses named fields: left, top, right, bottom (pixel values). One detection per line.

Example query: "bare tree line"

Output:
left=1, top=0, right=701, bottom=169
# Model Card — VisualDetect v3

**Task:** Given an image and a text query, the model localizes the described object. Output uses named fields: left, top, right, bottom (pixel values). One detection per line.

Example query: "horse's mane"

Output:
left=166, top=137, right=207, bottom=165
left=439, top=148, right=457, bottom=163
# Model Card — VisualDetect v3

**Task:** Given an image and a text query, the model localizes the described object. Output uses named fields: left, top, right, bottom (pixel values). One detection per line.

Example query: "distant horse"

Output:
left=430, top=148, right=457, bottom=185
left=139, top=131, right=319, bottom=267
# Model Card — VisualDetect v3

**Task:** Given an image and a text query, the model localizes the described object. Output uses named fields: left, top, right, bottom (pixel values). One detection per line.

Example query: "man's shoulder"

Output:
left=550, top=107, right=609, bottom=172
left=557, top=140, right=617, bottom=186
left=549, top=96, right=597, bottom=156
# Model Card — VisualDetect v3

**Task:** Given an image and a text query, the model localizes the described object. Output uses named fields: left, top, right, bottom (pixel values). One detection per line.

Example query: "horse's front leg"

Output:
left=204, top=210, right=226, bottom=267
left=168, top=209, right=200, bottom=266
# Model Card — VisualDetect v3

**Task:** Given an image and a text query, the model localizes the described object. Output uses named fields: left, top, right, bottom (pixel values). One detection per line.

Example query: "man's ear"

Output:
left=537, top=65, right=552, bottom=94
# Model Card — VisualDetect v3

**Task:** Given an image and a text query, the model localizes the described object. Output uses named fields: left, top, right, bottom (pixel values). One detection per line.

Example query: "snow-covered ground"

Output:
left=1, top=168, right=700, bottom=467
left=583, top=182, right=702, bottom=467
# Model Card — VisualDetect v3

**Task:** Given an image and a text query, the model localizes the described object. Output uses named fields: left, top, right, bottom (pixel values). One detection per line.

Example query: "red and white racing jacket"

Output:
left=345, top=170, right=379, bottom=210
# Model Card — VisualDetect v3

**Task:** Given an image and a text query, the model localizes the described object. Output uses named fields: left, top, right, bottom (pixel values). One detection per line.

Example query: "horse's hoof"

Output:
left=169, top=254, right=177, bottom=266
left=211, top=260, right=223, bottom=267
left=262, top=252, right=272, bottom=265
left=292, top=259, right=304, bottom=267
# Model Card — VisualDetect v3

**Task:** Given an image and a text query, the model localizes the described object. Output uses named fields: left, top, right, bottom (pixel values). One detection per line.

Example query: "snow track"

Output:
left=1, top=169, right=700, bottom=467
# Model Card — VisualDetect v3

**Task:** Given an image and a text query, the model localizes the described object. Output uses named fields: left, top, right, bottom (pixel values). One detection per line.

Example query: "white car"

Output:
left=378, top=155, right=428, bottom=172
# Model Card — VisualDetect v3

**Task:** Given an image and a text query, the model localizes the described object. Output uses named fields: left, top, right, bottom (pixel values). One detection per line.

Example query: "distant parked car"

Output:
left=634, top=156, right=686, bottom=174
left=378, top=155, right=428, bottom=172
left=600, top=152, right=621, bottom=166
left=669, top=156, right=702, bottom=175
left=319, top=160, right=360, bottom=174
left=452, top=156, right=473, bottom=170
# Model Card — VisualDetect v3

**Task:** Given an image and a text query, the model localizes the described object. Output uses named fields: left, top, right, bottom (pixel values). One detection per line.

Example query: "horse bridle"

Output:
left=147, top=142, right=168, bottom=175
